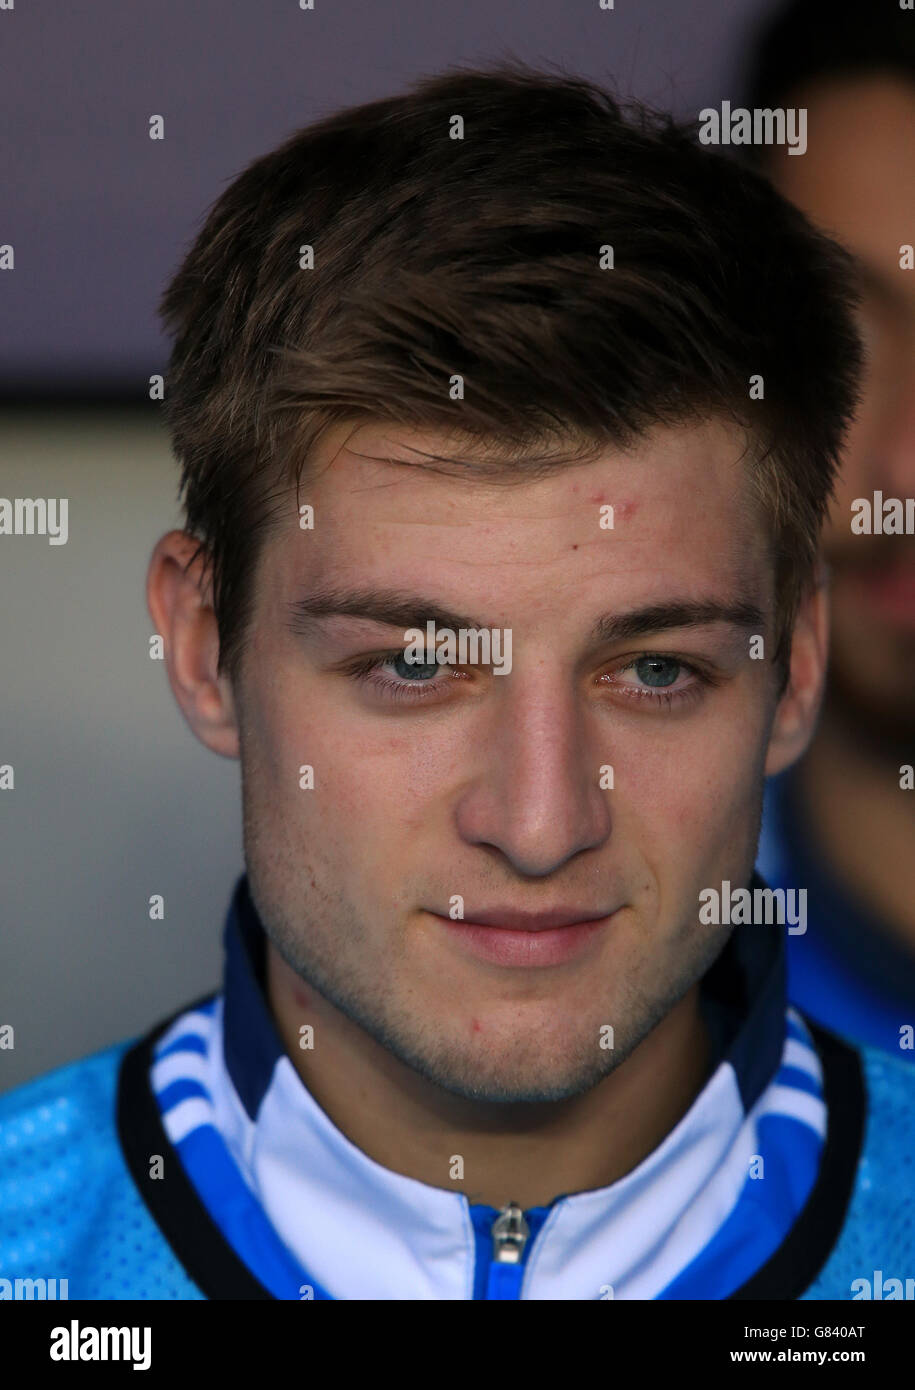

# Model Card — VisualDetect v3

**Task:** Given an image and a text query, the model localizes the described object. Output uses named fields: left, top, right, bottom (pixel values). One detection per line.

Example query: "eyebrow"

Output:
left=286, top=587, right=484, bottom=637
left=592, top=600, right=764, bottom=643
left=286, top=586, right=764, bottom=642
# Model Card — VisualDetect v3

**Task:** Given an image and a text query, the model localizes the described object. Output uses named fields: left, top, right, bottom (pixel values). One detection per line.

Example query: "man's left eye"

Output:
left=630, top=656, right=683, bottom=688
left=598, top=654, right=706, bottom=707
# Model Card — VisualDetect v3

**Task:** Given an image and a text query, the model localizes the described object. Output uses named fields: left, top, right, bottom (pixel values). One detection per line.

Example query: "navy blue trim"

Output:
left=222, top=877, right=285, bottom=1121
left=697, top=872, right=786, bottom=1113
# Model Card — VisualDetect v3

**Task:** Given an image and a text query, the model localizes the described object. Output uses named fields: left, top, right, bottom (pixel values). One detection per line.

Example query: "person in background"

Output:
left=747, top=0, right=915, bottom=1055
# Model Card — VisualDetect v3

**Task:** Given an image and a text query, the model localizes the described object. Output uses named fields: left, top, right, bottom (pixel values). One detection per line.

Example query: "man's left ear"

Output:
left=764, top=567, right=830, bottom=778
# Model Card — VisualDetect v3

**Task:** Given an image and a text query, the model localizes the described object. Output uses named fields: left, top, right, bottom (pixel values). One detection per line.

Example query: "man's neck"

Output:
left=798, top=710, right=915, bottom=950
left=265, top=945, right=712, bottom=1210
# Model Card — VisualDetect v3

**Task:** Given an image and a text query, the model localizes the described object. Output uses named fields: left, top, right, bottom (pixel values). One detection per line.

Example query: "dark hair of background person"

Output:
left=159, top=60, right=863, bottom=687
left=742, top=0, right=915, bottom=124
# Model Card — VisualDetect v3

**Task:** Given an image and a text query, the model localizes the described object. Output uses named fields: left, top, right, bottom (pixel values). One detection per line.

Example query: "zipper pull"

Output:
left=491, top=1202, right=530, bottom=1263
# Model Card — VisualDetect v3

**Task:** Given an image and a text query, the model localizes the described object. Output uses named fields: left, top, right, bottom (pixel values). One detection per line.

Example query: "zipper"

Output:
left=485, top=1202, right=531, bottom=1299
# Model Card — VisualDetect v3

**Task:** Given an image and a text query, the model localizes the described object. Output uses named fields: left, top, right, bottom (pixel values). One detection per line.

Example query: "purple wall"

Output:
left=0, top=0, right=776, bottom=394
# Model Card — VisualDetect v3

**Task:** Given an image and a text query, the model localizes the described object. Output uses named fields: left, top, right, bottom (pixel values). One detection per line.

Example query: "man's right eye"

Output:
left=384, top=652, right=441, bottom=681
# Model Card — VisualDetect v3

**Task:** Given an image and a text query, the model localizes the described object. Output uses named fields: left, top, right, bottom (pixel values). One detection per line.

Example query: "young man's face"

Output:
left=215, top=415, right=813, bottom=1104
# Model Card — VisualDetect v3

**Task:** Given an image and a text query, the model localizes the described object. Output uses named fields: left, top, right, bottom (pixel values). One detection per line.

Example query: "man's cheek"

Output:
left=653, top=762, right=752, bottom=866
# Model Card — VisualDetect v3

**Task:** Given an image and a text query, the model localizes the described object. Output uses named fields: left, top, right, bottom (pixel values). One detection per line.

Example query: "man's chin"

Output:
left=402, top=1050, right=618, bottom=1106
left=373, top=1018, right=631, bottom=1105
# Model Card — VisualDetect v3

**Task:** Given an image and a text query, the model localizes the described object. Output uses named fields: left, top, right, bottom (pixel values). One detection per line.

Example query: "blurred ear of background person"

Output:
left=748, top=0, right=915, bottom=1055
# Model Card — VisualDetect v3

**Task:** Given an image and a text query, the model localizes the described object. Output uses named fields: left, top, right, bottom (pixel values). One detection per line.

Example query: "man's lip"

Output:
left=429, top=907, right=612, bottom=932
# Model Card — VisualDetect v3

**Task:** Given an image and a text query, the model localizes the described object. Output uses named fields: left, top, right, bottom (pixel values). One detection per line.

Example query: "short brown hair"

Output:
left=159, top=60, right=862, bottom=683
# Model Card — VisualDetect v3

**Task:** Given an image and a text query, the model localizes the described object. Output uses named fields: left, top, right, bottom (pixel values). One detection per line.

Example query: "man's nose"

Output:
left=453, top=674, right=613, bottom=878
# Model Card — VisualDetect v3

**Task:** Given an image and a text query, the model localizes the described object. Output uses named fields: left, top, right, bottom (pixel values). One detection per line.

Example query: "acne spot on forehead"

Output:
left=586, top=491, right=637, bottom=519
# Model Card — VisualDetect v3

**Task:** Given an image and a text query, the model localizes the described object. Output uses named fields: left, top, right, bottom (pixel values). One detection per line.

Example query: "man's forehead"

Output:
left=267, top=415, right=771, bottom=618
left=300, top=415, right=756, bottom=518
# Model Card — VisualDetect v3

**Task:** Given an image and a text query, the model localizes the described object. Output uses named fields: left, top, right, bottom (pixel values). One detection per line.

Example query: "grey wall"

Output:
left=0, top=411, right=244, bottom=1088
left=1, top=0, right=779, bottom=1089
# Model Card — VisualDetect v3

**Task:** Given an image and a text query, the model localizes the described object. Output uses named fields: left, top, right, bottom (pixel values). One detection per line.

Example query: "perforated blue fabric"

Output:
left=800, top=1046, right=915, bottom=1300
left=0, top=1042, right=203, bottom=1299
left=1, top=1036, right=912, bottom=1299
